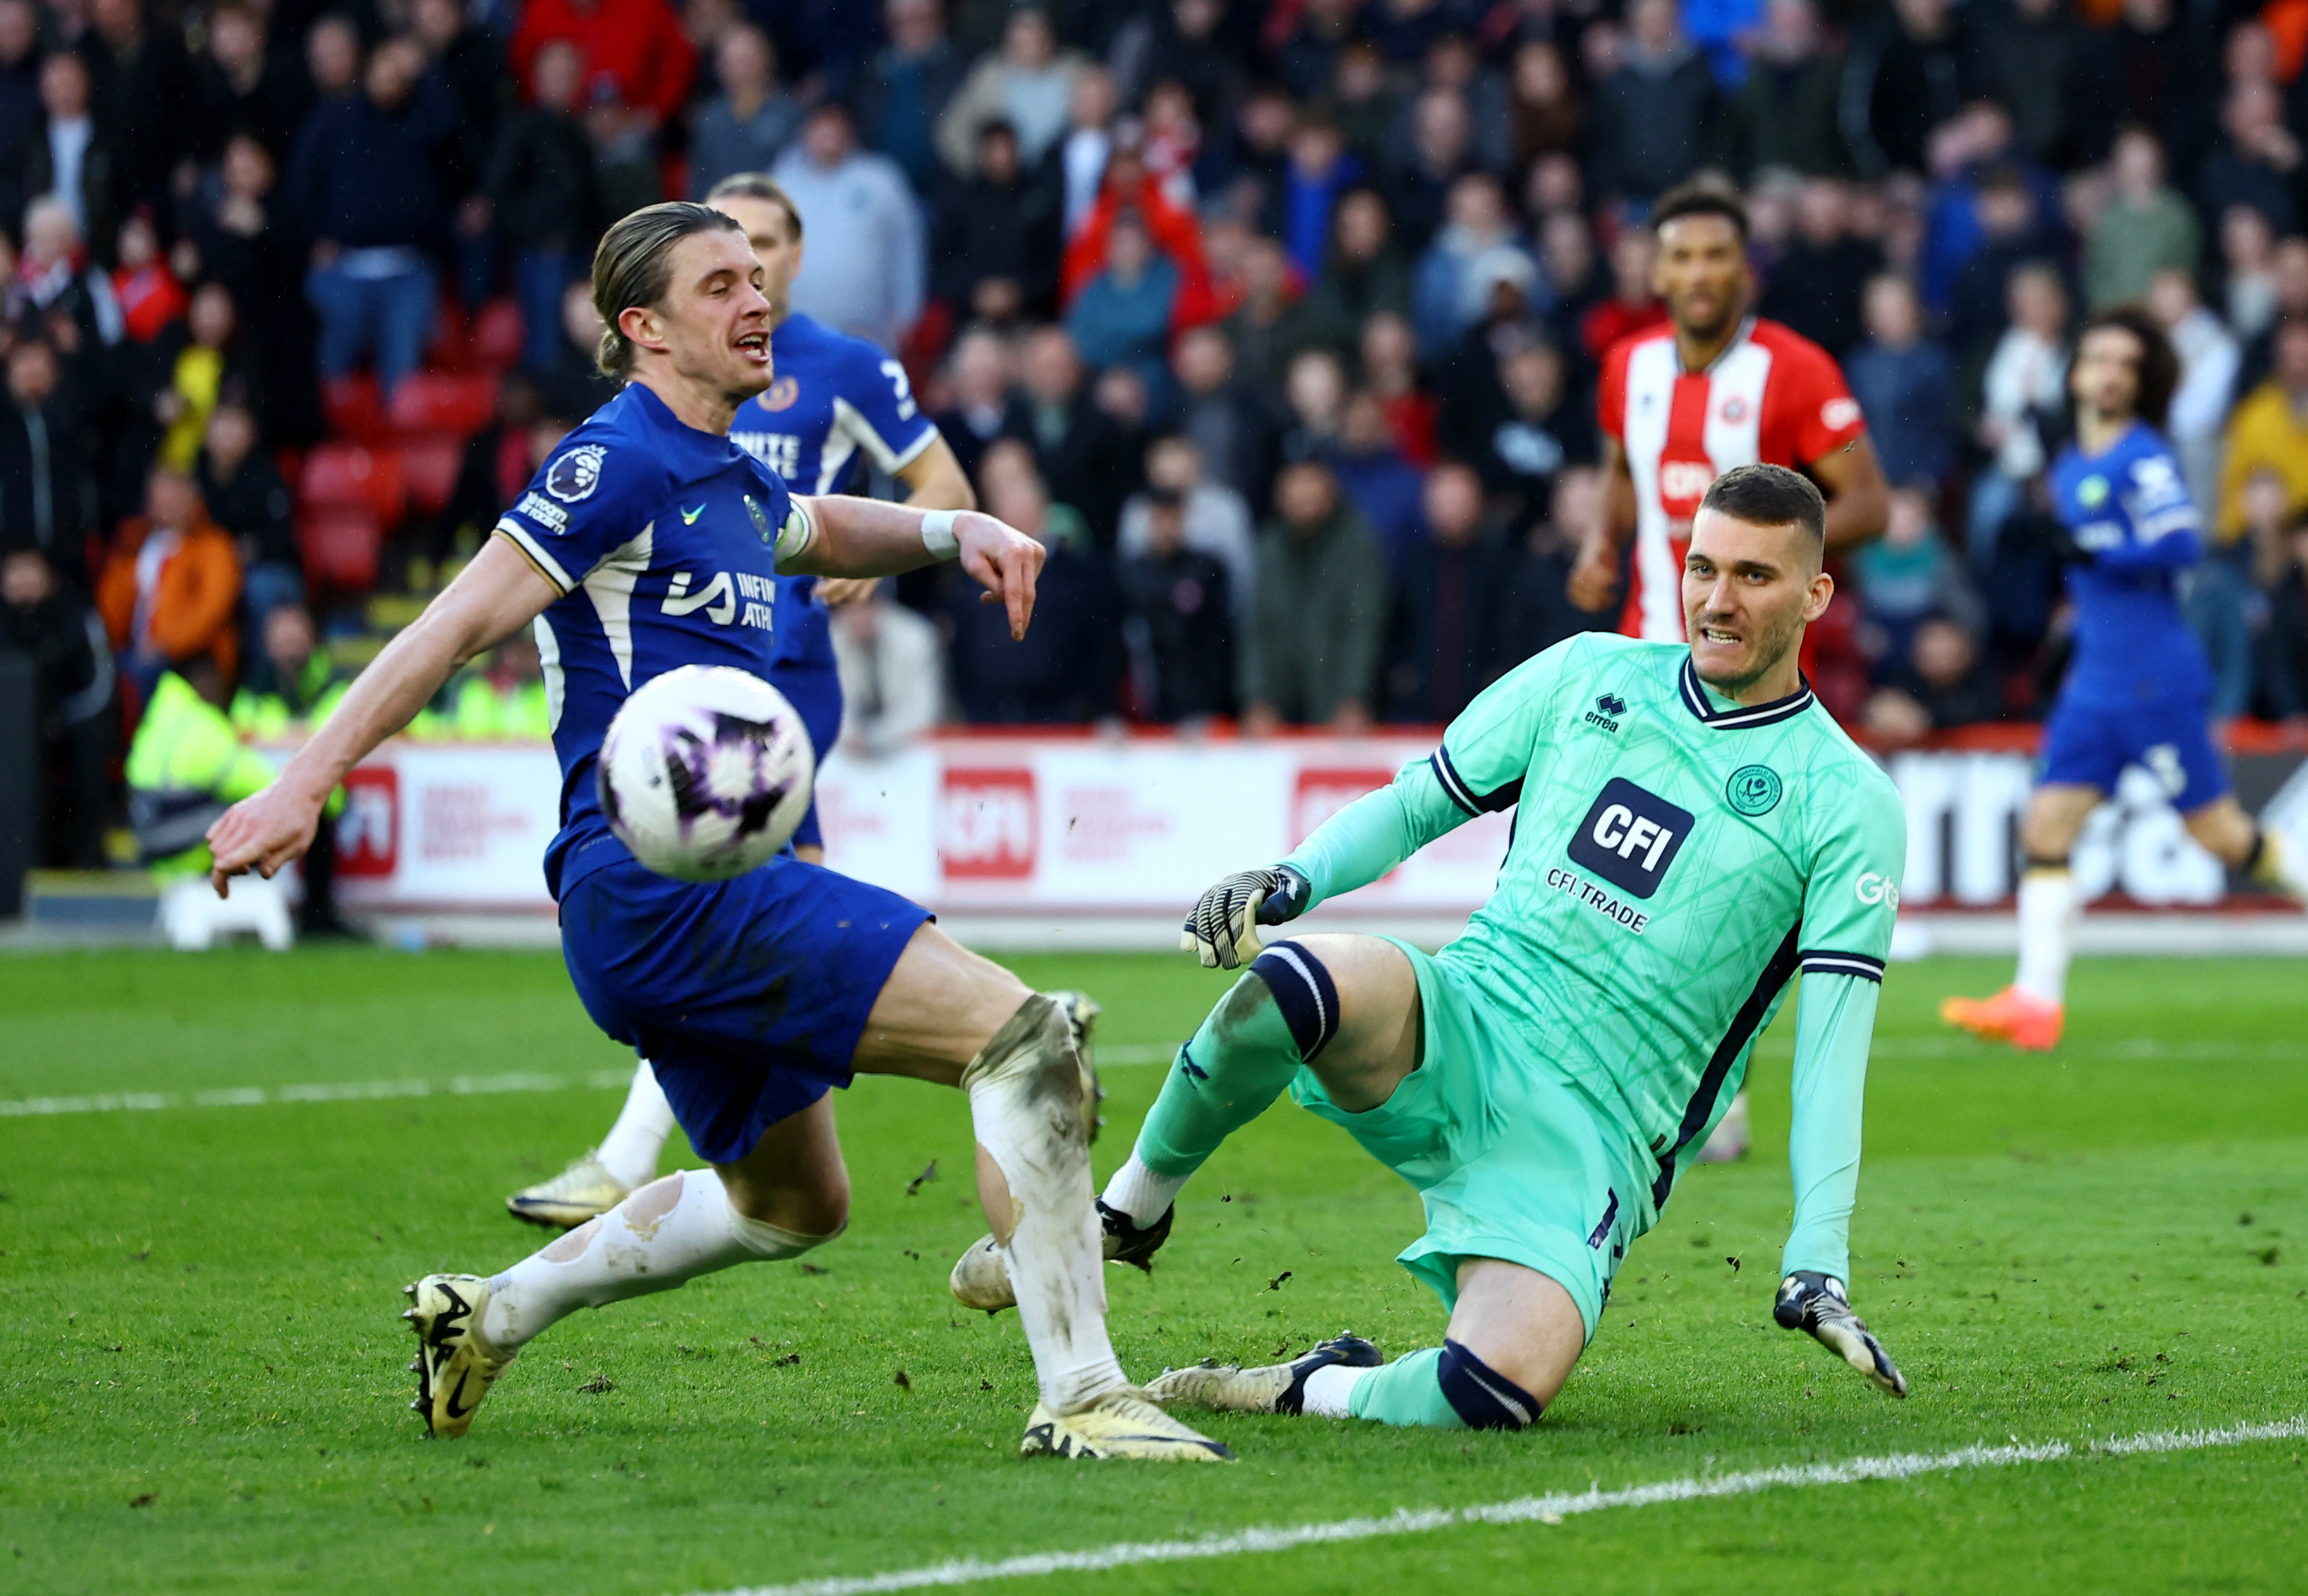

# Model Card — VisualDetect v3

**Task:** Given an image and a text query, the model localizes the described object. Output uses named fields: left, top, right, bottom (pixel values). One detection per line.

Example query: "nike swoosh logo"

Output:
left=443, top=1369, right=476, bottom=1419
left=681, top=504, right=705, bottom=524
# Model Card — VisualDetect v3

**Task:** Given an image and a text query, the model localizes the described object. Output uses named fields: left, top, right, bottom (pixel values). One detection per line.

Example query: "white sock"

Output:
left=2013, top=866, right=2078, bottom=1007
left=968, top=998, right=1129, bottom=1415
left=482, top=1168, right=832, bottom=1349
left=596, top=1060, right=675, bottom=1189
left=1301, top=1363, right=1370, bottom=1419
left=1100, top=1154, right=1188, bottom=1229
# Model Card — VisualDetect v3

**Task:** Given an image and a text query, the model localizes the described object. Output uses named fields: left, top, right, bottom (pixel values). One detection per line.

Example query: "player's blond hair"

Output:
left=590, top=202, right=746, bottom=381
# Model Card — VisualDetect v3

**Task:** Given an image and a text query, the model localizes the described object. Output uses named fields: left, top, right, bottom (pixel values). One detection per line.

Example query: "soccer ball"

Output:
left=597, top=665, right=814, bottom=881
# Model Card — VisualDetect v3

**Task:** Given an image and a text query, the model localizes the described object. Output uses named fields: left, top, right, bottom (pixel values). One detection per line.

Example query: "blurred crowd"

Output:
left=8, top=0, right=2308, bottom=874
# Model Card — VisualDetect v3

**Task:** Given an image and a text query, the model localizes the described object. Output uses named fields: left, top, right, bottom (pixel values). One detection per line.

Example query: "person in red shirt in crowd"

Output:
left=111, top=214, right=187, bottom=343
left=509, top=0, right=693, bottom=133
left=1058, top=132, right=1221, bottom=332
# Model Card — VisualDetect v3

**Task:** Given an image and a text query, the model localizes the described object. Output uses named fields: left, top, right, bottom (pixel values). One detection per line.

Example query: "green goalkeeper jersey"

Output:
left=1280, top=632, right=1906, bottom=1281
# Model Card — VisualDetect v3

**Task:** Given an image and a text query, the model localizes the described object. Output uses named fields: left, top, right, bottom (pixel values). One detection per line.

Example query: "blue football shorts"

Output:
left=558, top=855, right=929, bottom=1163
left=2039, top=691, right=2230, bottom=812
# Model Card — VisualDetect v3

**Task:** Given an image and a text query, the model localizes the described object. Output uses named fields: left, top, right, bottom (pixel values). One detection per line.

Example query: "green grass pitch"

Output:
left=3, top=946, right=2305, bottom=1593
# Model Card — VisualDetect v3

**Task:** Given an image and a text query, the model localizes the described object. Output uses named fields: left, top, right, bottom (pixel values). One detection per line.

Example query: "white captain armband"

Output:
left=920, top=508, right=960, bottom=559
left=773, top=497, right=817, bottom=566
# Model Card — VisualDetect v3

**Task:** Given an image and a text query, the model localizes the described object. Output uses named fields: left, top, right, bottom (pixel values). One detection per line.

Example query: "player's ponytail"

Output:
left=591, top=202, right=747, bottom=383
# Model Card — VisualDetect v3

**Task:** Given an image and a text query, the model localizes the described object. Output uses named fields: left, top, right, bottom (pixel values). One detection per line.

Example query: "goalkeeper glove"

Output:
left=1774, top=1271, right=1907, bottom=1397
left=1180, top=865, right=1310, bottom=969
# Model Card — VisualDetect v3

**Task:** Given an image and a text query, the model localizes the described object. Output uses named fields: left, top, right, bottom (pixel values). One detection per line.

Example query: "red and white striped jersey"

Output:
left=1598, top=317, right=1866, bottom=641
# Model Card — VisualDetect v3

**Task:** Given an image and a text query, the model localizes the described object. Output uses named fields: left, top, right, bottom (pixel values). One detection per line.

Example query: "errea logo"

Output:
left=1585, top=692, right=1628, bottom=733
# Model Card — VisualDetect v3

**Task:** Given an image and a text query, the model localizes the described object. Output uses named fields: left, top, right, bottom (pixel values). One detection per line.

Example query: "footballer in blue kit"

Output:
left=205, top=203, right=1230, bottom=1462
left=504, top=173, right=982, bottom=1232
left=1945, top=309, right=2304, bottom=1051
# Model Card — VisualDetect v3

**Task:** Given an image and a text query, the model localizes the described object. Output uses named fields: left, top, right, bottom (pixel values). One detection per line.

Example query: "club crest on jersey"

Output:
left=744, top=495, right=775, bottom=545
left=545, top=444, right=607, bottom=503
left=760, top=376, right=800, bottom=412
left=1566, top=778, right=1692, bottom=900
left=1585, top=692, right=1628, bottom=733
left=2077, top=475, right=2110, bottom=508
left=1725, top=763, right=1782, bottom=816
left=1719, top=396, right=1749, bottom=424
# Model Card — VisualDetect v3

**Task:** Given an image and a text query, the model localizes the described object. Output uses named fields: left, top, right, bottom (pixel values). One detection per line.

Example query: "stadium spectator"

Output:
left=1118, top=483, right=1235, bottom=724
left=933, top=119, right=1062, bottom=326
left=1047, top=65, right=1116, bottom=240
left=1506, top=40, right=1582, bottom=172
left=942, top=440, right=1116, bottom=723
left=829, top=589, right=945, bottom=754
left=2220, top=204, right=2280, bottom=347
left=1411, top=172, right=1532, bottom=361
left=2147, top=265, right=2240, bottom=516
left=855, top=0, right=970, bottom=195
left=1862, top=614, right=2004, bottom=744
left=1000, top=323, right=1137, bottom=543
left=772, top=102, right=924, bottom=351
left=288, top=35, right=455, bottom=401
left=1499, top=464, right=1612, bottom=661
left=1724, top=0, right=1843, bottom=178
left=1108, top=0, right=1235, bottom=119
left=2216, top=317, right=2308, bottom=541
left=1330, top=387, right=1425, bottom=571
left=1968, top=261, right=2070, bottom=564
left=110, top=214, right=187, bottom=345
left=1358, top=307, right=1437, bottom=467
left=2259, top=513, right=2308, bottom=720
left=510, top=0, right=696, bottom=135
left=410, top=0, right=504, bottom=206
left=0, top=0, right=40, bottom=165
left=1, top=544, right=111, bottom=867
left=196, top=399, right=298, bottom=620
left=1219, top=233, right=1321, bottom=399
left=181, top=132, right=315, bottom=446
left=482, top=39, right=604, bottom=375
left=538, top=277, right=617, bottom=423
left=229, top=600, right=339, bottom=738
left=0, top=340, right=93, bottom=590
left=303, top=14, right=361, bottom=110
left=935, top=6, right=1086, bottom=176
left=1387, top=459, right=1517, bottom=722
left=1278, top=346, right=1347, bottom=464
left=687, top=25, right=802, bottom=200
left=1326, top=38, right=1398, bottom=167
left=2086, top=126, right=2201, bottom=310
left=1590, top=0, right=1722, bottom=204
left=1843, top=0, right=1976, bottom=179
left=1847, top=273, right=1955, bottom=491
left=1853, top=483, right=1979, bottom=669
left=98, top=465, right=242, bottom=704
left=1066, top=210, right=1178, bottom=395
left=1238, top=457, right=1386, bottom=734
left=83, top=0, right=196, bottom=219
left=1169, top=322, right=1278, bottom=512
left=1943, top=166, right=2063, bottom=361
left=1580, top=224, right=1666, bottom=367
left=122, top=280, right=250, bottom=483
left=2198, top=79, right=2300, bottom=235
left=1758, top=178, right=1883, bottom=358
left=926, top=325, right=1015, bottom=488
left=1381, top=85, right=1477, bottom=254
left=1116, top=433, right=1256, bottom=619
left=190, top=2, right=308, bottom=165
left=1299, top=186, right=1410, bottom=351
left=1280, top=114, right=1360, bottom=285
left=11, top=195, right=124, bottom=358
left=1465, top=336, right=1592, bottom=521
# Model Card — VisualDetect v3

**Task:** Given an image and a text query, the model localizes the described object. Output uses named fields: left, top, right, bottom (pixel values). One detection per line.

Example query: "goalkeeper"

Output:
left=954, top=463, right=1910, bottom=1430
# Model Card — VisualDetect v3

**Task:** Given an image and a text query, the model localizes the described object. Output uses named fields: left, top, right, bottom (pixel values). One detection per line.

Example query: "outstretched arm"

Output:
left=784, top=496, right=1043, bottom=640
left=207, top=536, right=557, bottom=893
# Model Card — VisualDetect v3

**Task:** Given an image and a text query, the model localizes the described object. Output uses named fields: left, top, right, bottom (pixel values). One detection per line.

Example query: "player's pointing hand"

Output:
left=206, top=776, right=327, bottom=899
left=956, top=510, right=1044, bottom=640
left=1775, top=1272, right=1907, bottom=1397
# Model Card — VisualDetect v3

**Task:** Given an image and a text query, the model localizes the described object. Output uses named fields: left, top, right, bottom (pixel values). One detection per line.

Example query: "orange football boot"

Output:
left=1940, top=986, right=2065, bottom=1051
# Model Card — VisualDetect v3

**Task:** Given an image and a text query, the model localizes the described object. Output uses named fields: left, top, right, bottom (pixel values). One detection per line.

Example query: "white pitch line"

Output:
left=688, top=1416, right=2308, bottom=1596
left=0, top=1068, right=634, bottom=1119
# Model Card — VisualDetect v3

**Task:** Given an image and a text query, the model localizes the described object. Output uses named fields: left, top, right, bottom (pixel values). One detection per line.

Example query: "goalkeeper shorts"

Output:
left=1288, top=936, right=1650, bottom=1340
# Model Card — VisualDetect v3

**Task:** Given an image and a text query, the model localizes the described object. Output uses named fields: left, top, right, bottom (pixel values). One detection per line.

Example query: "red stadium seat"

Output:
left=473, top=299, right=524, bottom=369
left=387, top=370, right=497, bottom=437
left=298, top=505, right=384, bottom=592
left=322, top=375, right=388, bottom=442
left=301, top=443, right=408, bottom=527
left=401, top=432, right=464, bottom=516
left=427, top=308, right=475, bottom=372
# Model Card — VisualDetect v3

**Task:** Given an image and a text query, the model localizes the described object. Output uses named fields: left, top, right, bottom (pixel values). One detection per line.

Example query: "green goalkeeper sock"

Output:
left=1132, top=951, right=1325, bottom=1179
left=1343, top=1348, right=1464, bottom=1428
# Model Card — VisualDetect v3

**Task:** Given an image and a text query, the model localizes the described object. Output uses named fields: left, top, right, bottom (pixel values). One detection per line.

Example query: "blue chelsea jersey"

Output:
left=2047, top=422, right=2212, bottom=707
left=493, top=382, right=816, bottom=898
left=729, top=313, right=938, bottom=676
